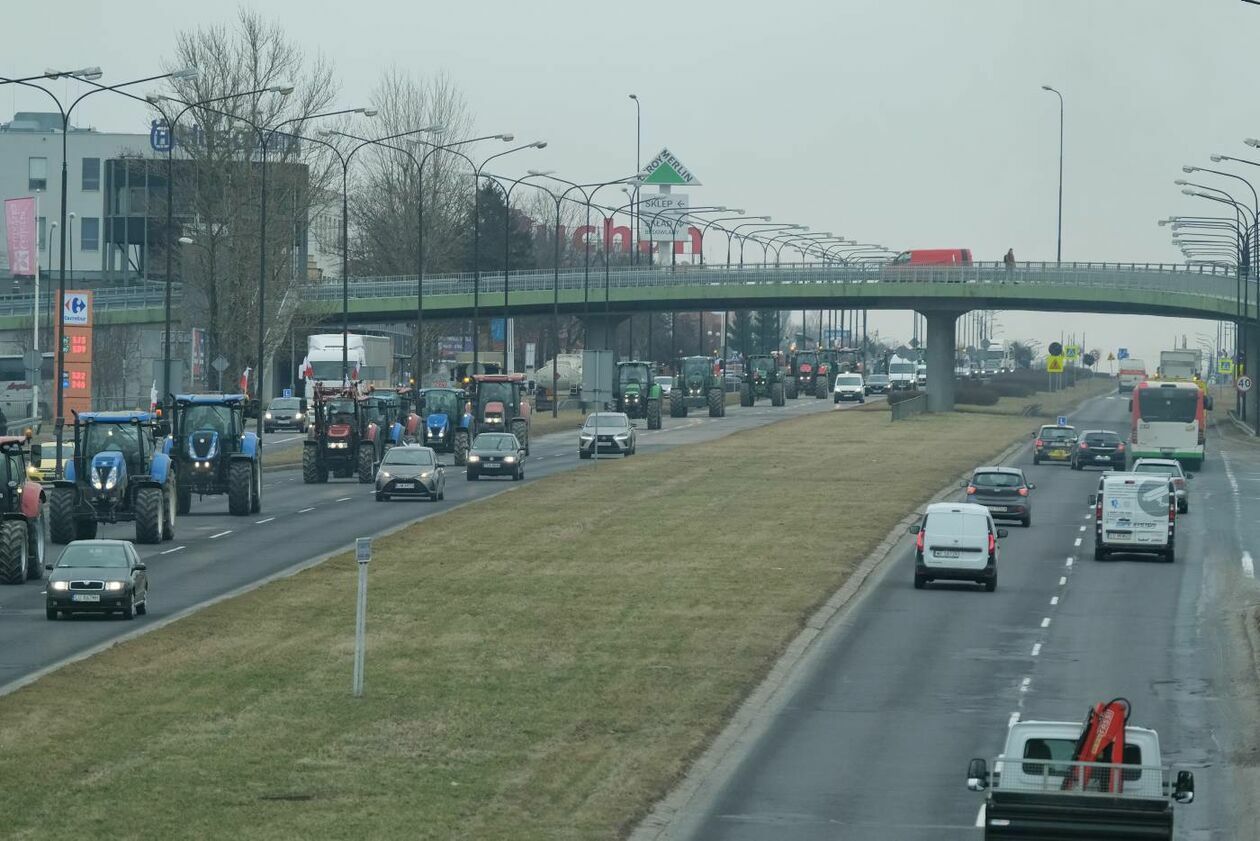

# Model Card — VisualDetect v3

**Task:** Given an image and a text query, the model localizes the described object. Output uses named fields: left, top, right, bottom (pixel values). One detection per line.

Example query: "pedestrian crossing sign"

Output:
left=1218, top=357, right=1234, bottom=375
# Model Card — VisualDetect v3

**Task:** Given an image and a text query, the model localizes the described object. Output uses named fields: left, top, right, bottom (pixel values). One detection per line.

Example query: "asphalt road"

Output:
left=0, top=390, right=871, bottom=691
left=673, top=392, right=1248, bottom=840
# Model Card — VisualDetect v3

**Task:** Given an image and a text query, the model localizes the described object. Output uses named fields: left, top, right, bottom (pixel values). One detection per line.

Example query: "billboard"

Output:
left=56, top=290, right=93, bottom=416
left=4, top=197, right=37, bottom=278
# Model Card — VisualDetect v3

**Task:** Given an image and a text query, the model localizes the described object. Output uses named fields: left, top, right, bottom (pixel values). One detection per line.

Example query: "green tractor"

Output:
left=614, top=361, right=663, bottom=430
left=739, top=354, right=786, bottom=407
left=669, top=356, right=726, bottom=418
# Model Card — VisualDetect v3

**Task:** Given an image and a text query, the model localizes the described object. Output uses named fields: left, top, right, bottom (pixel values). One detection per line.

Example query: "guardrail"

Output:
left=890, top=394, right=927, bottom=421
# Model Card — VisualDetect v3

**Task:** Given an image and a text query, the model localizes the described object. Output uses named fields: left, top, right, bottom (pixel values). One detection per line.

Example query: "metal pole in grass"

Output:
left=353, top=537, right=371, bottom=697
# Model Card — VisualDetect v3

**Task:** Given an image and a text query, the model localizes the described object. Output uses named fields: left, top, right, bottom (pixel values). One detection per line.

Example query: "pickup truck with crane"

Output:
left=967, top=698, right=1195, bottom=839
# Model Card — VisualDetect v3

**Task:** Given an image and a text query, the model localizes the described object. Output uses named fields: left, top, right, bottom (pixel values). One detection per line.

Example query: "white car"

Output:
left=833, top=373, right=865, bottom=403
left=654, top=376, right=673, bottom=396
left=910, top=502, right=1006, bottom=591
left=1131, top=458, right=1190, bottom=513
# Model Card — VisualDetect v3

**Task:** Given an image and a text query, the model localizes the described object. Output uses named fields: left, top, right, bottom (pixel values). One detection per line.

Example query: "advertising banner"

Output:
left=4, top=197, right=37, bottom=278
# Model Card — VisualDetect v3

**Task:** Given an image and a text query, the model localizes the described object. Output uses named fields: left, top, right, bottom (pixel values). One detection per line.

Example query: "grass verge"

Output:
left=955, top=375, right=1115, bottom=418
left=0, top=409, right=1031, bottom=840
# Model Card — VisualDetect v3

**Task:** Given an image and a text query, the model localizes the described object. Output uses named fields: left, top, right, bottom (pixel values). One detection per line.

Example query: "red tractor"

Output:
left=302, top=385, right=383, bottom=484
left=460, top=374, right=532, bottom=462
left=0, top=435, right=47, bottom=585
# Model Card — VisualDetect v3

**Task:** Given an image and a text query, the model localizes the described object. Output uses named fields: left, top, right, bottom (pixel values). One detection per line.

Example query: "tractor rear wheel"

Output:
left=785, top=378, right=798, bottom=400
left=708, top=388, right=724, bottom=418
left=251, top=463, right=262, bottom=513
left=162, top=486, right=176, bottom=541
left=228, top=461, right=252, bottom=515
left=49, top=487, right=78, bottom=545
left=771, top=382, right=786, bottom=407
left=302, top=445, right=325, bottom=484
left=453, top=430, right=470, bottom=466
left=815, top=378, right=828, bottom=399
left=26, top=511, right=45, bottom=580
left=0, top=519, right=28, bottom=585
left=740, top=383, right=753, bottom=407
left=135, top=487, right=164, bottom=545
left=357, top=446, right=375, bottom=483
left=646, top=399, right=662, bottom=430
left=511, top=419, right=530, bottom=455
left=176, top=477, right=192, bottom=515
left=670, top=390, right=686, bottom=418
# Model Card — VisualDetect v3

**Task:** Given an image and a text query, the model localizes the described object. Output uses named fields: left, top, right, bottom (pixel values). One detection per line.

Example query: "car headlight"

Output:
left=380, top=471, right=390, bottom=478
left=105, top=581, right=125, bottom=592
left=265, top=412, right=273, bottom=419
left=27, top=466, right=40, bottom=478
left=580, top=434, right=593, bottom=442
left=91, top=471, right=103, bottom=490
left=614, top=433, right=629, bottom=440
left=504, top=456, right=517, bottom=463
left=468, top=455, right=481, bottom=463
left=51, top=580, right=68, bottom=591
left=104, top=468, right=119, bottom=490
left=294, top=412, right=303, bottom=419
left=420, top=472, right=431, bottom=479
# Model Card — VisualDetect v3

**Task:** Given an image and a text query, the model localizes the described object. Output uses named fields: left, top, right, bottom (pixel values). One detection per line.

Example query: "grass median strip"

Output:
left=0, top=408, right=1032, bottom=840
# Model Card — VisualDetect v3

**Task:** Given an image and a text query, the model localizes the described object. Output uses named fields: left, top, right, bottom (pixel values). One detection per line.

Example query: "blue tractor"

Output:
left=170, top=394, right=262, bottom=516
left=417, top=387, right=472, bottom=463
left=48, top=412, right=176, bottom=545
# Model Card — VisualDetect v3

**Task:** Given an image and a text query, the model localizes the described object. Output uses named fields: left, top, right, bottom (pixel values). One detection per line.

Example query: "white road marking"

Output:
left=255, top=517, right=275, bottom=524
left=1073, top=537, right=1082, bottom=547
left=975, top=804, right=986, bottom=828
left=1066, top=557, right=1074, bottom=568
left=1020, top=676, right=1032, bottom=693
left=1050, top=596, right=1059, bottom=605
left=1084, top=513, right=1091, bottom=520
left=209, top=530, right=232, bottom=539
left=1031, top=643, right=1042, bottom=656
left=336, top=496, right=352, bottom=502
left=1059, top=576, right=1068, bottom=586
left=159, top=545, right=185, bottom=555
left=1040, top=617, right=1052, bottom=628
left=1079, top=525, right=1086, bottom=532
left=1244, top=551, right=1255, bottom=579
left=298, top=507, right=315, bottom=513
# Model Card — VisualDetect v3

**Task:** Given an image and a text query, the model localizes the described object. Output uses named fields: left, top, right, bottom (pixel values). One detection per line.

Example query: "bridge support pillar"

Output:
left=1245, top=323, right=1260, bottom=427
left=923, top=310, right=962, bottom=412
left=581, top=313, right=627, bottom=356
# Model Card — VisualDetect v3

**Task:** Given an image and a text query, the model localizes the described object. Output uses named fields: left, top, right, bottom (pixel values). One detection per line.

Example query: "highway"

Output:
left=0, top=393, right=863, bottom=692
left=668, top=393, right=1253, bottom=840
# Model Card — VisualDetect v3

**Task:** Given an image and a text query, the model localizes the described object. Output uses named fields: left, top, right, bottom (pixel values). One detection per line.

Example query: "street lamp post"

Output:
left=628, top=94, right=641, bottom=264
left=1042, top=84, right=1064, bottom=262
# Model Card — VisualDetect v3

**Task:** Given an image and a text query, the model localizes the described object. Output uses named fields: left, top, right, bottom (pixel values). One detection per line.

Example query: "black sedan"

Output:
left=964, top=466, right=1035, bottom=527
left=1070, top=429, right=1127, bottom=471
left=864, top=374, right=891, bottom=395
left=375, top=445, right=446, bottom=501
left=45, top=539, right=148, bottom=620
left=467, top=433, right=526, bottom=480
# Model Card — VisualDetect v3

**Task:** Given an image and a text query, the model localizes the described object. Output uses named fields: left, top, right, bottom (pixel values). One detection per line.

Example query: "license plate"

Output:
left=1050, top=449, right=1067, bottom=458
left=72, top=593, right=100, bottom=602
left=1106, top=530, right=1132, bottom=539
left=1095, top=455, right=1111, bottom=461
left=989, top=506, right=1008, bottom=513
left=394, top=482, right=414, bottom=489
left=934, top=549, right=961, bottom=559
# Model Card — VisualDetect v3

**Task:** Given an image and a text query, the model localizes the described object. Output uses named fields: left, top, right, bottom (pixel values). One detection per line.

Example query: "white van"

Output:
left=833, top=373, right=865, bottom=403
left=910, top=502, right=1006, bottom=591
left=1089, top=473, right=1176, bottom=562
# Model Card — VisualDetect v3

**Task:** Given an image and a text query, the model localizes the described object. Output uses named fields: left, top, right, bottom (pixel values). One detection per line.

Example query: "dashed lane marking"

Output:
left=255, top=517, right=275, bottom=524
left=1020, top=676, right=1032, bottom=693
left=1244, top=551, right=1255, bottom=579
left=1040, top=617, right=1051, bottom=628
left=1073, top=537, right=1082, bottom=547
left=1066, top=557, right=1074, bottom=568
left=1059, top=576, right=1067, bottom=586
left=1031, top=643, right=1042, bottom=656
left=160, top=546, right=185, bottom=555
left=298, top=507, right=315, bottom=513
left=209, top=530, right=232, bottom=539
left=1050, top=596, right=1059, bottom=605
left=336, top=496, right=352, bottom=502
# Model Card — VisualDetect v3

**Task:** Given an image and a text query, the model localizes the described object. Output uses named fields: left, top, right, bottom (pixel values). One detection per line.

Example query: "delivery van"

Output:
left=1089, top=473, right=1176, bottom=563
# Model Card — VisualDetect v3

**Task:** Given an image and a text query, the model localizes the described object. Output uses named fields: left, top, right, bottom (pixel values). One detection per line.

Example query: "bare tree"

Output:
left=160, top=7, right=340, bottom=396
left=92, top=325, right=143, bottom=410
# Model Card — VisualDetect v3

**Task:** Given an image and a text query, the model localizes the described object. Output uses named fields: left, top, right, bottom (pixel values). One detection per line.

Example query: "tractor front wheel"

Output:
left=708, top=388, right=725, bottom=418
left=740, top=383, right=753, bottom=407
left=26, top=511, right=45, bottom=580
left=815, top=378, right=828, bottom=399
left=176, top=477, right=192, bottom=515
left=162, top=485, right=176, bottom=541
left=0, top=519, right=28, bottom=585
left=670, top=390, right=686, bottom=418
left=228, top=461, right=253, bottom=515
left=511, top=419, right=530, bottom=456
left=453, top=430, right=470, bottom=466
left=135, top=487, right=165, bottom=545
left=302, top=444, right=326, bottom=484
left=785, top=378, right=798, bottom=400
left=771, top=382, right=786, bottom=407
left=49, top=487, right=78, bottom=545
left=251, top=463, right=262, bottom=513
left=646, top=398, right=662, bottom=430
left=357, top=446, right=375, bottom=483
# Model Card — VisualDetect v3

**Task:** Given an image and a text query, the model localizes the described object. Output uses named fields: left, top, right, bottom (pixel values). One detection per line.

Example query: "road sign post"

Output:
left=352, top=537, right=371, bottom=697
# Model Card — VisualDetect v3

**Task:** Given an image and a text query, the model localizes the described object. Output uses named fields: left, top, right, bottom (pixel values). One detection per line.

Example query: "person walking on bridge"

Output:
left=1003, top=248, right=1016, bottom=282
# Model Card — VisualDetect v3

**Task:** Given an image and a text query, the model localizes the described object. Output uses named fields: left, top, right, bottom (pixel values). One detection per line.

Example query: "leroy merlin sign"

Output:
left=642, top=148, right=702, bottom=186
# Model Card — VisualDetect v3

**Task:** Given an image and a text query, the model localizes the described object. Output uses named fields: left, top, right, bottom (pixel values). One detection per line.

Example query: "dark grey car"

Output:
left=467, top=433, right=525, bottom=481
left=264, top=397, right=307, bottom=433
left=964, top=466, right=1035, bottom=527
left=45, top=539, right=148, bottom=620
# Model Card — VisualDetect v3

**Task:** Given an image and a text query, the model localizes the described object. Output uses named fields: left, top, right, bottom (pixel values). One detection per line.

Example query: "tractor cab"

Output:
left=675, top=356, right=714, bottom=398
left=739, top=354, right=786, bottom=407
left=749, top=354, right=775, bottom=380
left=670, top=356, right=725, bottom=418
left=172, top=395, right=245, bottom=458
left=304, top=386, right=380, bottom=484
left=170, top=395, right=260, bottom=516
left=416, top=387, right=466, bottom=453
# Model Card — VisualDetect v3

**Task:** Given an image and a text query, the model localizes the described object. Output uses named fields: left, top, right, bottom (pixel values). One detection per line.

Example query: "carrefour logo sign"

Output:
left=63, top=293, right=89, bottom=325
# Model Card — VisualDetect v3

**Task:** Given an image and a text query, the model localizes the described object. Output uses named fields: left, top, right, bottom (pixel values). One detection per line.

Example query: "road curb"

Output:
left=629, top=392, right=1100, bottom=841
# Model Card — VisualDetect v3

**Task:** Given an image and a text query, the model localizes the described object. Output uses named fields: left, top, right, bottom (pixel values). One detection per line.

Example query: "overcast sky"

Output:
left=5, top=0, right=1256, bottom=366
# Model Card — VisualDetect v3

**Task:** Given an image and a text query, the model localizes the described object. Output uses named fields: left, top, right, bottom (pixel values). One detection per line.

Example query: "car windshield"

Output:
left=475, top=434, right=518, bottom=451
left=585, top=414, right=628, bottom=429
left=681, top=359, right=710, bottom=380
left=619, top=365, right=650, bottom=385
left=889, top=362, right=915, bottom=374
left=1135, top=463, right=1181, bottom=477
left=1083, top=432, right=1120, bottom=444
left=654, top=377, right=672, bottom=386
left=1041, top=427, right=1076, bottom=441
left=83, top=423, right=141, bottom=462
left=270, top=398, right=300, bottom=410
left=868, top=375, right=889, bottom=384
left=973, top=472, right=1023, bottom=488
left=423, top=390, right=461, bottom=417
left=56, top=544, right=129, bottom=569
left=323, top=398, right=356, bottom=424
left=182, top=404, right=233, bottom=434
left=478, top=382, right=514, bottom=409
left=383, top=448, right=434, bottom=466
left=361, top=400, right=387, bottom=424
left=751, top=357, right=774, bottom=374
left=796, top=352, right=818, bottom=366
left=836, top=375, right=862, bottom=386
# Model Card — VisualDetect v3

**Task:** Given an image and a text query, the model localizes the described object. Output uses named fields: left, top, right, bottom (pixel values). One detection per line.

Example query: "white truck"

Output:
left=967, top=700, right=1195, bottom=840
left=1117, top=358, right=1147, bottom=393
left=302, top=333, right=394, bottom=400
left=1089, top=472, right=1176, bottom=563
left=888, top=355, right=917, bottom=390
left=1157, top=349, right=1200, bottom=382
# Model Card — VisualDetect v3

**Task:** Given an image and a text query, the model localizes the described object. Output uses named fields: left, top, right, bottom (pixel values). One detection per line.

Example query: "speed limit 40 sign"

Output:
left=1238, top=376, right=1253, bottom=393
